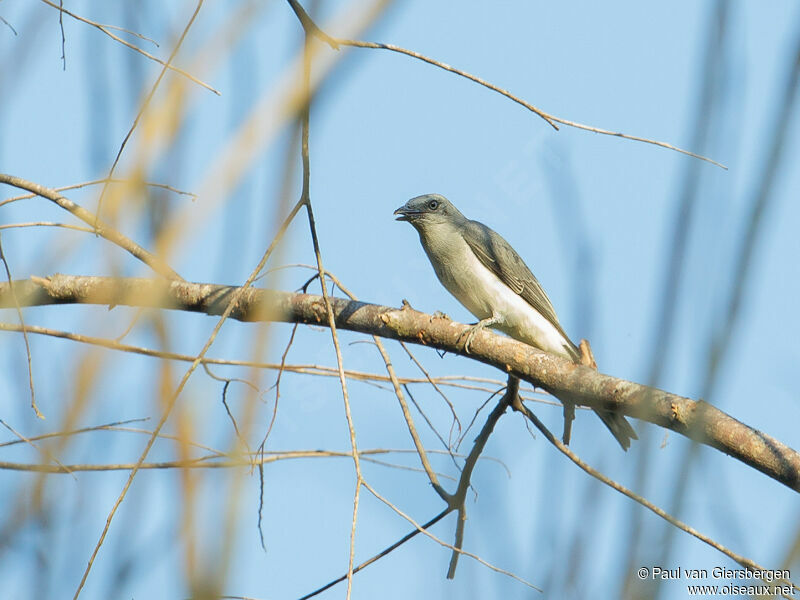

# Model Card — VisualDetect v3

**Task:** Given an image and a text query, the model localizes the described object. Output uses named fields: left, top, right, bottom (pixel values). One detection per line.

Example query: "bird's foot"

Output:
left=462, top=325, right=480, bottom=354
left=459, top=315, right=501, bottom=354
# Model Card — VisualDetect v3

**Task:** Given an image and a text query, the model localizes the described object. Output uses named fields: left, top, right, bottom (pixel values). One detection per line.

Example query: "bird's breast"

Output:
left=418, top=225, right=573, bottom=358
left=419, top=227, right=495, bottom=319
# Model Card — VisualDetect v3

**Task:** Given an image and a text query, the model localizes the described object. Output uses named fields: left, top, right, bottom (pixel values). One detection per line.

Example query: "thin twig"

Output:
left=0, top=175, right=183, bottom=280
left=205, top=366, right=252, bottom=452
left=0, top=14, right=18, bottom=35
left=0, top=320, right=562, bottom=403
left=286, top=0, right=340, bottom=50
left=0, top=234, right=40, bottom=418
left=69, top=40, right=305, bottom=595
left=363, top=480, right=541, bottom=591
left=446, top=376, right=515, bottom=578
left=456, top=390, right=501, bottom=452
left=94, top=0, right=207, bottom=225
left=403, top=383, right=457, bottom=464
left=513, top=401, right=798, bottom=597
left=0, top=178, right=196, bottom=208
left=261, top=323, right=299, bottom=448
left=71, top=224, right=299, bottom=597
left=297, top=21, right=362, bottom=596
left=373, top=337, right=447, bottom=499
left=58, top=0, right=65, bottom=69
left=400, top=341, right=462, bottom=445
left=39, top=0, right=218, bottom=94
left=0, top=419, right=73, bottom=477
left=287, top=0, right=725, bottom=167
left=296, top=510, right=449, bottom=600
left=0, top=448, right=464, bottom=474
left=0, top=418, right=148, bottom=449
left=0, top=222, right=94, bottom=233
left=301, top=264, right=450, bottom=500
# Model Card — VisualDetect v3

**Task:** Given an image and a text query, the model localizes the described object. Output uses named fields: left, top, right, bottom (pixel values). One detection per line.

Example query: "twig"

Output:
left=446, top=376, right=515, bottom=578
left=457, top=390, right=501, bottom=451
left=655, top=21, right=800, bottom=586
left=373, top=336, right=447, bottom=499
left=94, top=0, right=207, bottom=226
left=70, top=89, right=307, bottom=600
left=286, top=0, right=339, bottom=50
left=0, top=222, right=94, bottom=233
left=0, top=14, right=18, bottom=35
left=0, top=418, right=148, bottom=449
left=0, top=178, right=196, bottom=208
left=58, top=0, right=65, bottom=69
left=299, top=264, right=451, bottom=500
left=0, top=175, right=183, bottom=280
left=296, top=510, right=449, bottom=600
left=400, top=341, right=462, bottom=446
left=203, top=365, right=252, bottom=452
left=363, top=480, right=541, bottom=590
left=512, top=401, right=798, bottom=597
left=261, top=323, right=299, bottom=448
left=403, top=383, right=457, bottom=464
left=0, top=419, right=73, bottom=477
left=0, top=321, right=559, bottom=402
left=285, top=0, right=725, bottom=168
left=297, top=19, right=363, bottom=595
left=0, top=448, right=464, bottom=474
left=0, top=234, right=40, bottom=418
left=39, top=0, right=218, bottom=94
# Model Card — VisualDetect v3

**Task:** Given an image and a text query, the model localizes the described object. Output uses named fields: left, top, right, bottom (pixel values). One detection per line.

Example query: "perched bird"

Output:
left=394, top=193, right=636, bottom=450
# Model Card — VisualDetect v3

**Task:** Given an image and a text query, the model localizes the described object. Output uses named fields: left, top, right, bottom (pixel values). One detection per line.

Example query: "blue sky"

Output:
left=1, top=1, right=799, bottom=598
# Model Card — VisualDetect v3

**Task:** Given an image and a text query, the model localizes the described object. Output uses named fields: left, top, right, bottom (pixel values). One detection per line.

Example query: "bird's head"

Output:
left=393, top=194, right=465, bottom=230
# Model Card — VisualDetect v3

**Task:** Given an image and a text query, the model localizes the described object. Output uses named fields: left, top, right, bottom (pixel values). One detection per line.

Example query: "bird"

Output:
left=394, top=193, right=637, bottom=450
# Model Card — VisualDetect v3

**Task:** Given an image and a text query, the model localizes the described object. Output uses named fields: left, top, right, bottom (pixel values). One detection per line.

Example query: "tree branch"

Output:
left=3, top=273, right=799, bottom=492
left=285, top=0, right=726, bottom=168
left=0, top=174, right=183, bottom=280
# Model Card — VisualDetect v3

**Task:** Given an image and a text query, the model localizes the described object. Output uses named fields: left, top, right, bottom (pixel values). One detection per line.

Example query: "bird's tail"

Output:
left=595, top=409, right=638, bottom=451
left=565, top=338, right=637, bottom=450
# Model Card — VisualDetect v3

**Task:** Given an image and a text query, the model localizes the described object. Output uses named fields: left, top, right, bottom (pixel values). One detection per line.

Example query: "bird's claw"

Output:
left=460, top=324, right=481, bottom=354
left=458, top=316, right=500, bottom=354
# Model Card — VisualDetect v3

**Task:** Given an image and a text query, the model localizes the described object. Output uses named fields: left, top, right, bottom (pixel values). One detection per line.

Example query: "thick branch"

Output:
left=2, top=273, right=799, bottom=492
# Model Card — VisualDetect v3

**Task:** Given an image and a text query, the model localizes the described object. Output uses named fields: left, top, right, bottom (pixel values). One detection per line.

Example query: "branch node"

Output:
left=287, top=0, right=341, bottom=50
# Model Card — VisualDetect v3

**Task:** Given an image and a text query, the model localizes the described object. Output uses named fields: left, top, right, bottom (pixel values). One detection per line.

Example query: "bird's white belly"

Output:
left=423, top=231, right=572, bottom=358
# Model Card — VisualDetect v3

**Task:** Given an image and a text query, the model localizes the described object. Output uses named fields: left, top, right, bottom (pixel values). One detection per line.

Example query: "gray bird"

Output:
left=394, top=193, right=636, bottom=450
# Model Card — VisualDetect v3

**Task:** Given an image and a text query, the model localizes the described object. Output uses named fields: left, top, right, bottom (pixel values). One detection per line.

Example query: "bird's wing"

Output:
left=461, top=219, right=575, bottom=347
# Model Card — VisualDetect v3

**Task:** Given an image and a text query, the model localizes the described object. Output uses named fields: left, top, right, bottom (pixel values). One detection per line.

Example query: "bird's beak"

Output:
left=393, top=203, right=417, bottom=222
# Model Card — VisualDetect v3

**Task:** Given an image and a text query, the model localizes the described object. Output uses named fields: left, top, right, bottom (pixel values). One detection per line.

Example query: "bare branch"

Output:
left=0, top=320, right=555, bottom=401
left=297, top=510, right=449, bottom=600
left=285, top=0, right=725, bottom=168
left=39, top=0, right=219, bottom=94
left=0, top=235, right=40, bottom=417
left=0, top=175, right=183, bottom=280
left=0, top=178, right=196, bottom=208
left=513, top=401, right=798, bottom=596
left=94, top=0, right=207, bottom=225
left=446, top=378, right=515, bottom=578
left=4, top=273, right=798, bottom=493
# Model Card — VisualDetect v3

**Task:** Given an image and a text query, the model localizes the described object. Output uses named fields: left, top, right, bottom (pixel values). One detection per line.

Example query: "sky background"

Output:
left=1, top=1, right=799, bottom=598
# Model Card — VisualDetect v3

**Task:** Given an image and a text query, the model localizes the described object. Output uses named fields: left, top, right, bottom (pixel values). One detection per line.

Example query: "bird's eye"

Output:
left=428, top=200, right=439, bottom=210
